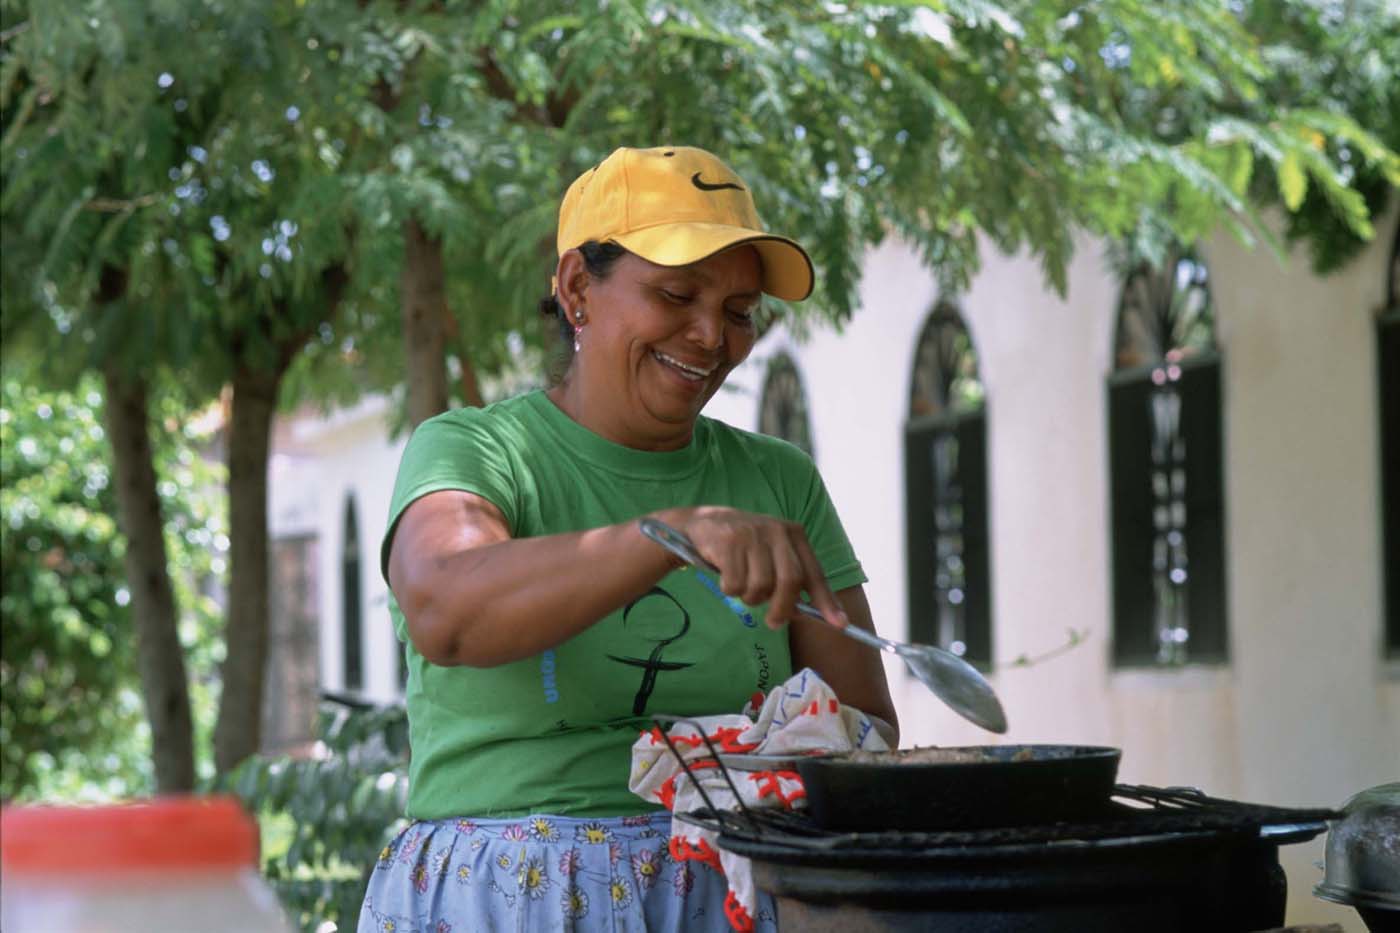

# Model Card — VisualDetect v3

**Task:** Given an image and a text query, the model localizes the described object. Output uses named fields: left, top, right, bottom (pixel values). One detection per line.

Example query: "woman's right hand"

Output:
left=649, top=506, right=849, bottom=632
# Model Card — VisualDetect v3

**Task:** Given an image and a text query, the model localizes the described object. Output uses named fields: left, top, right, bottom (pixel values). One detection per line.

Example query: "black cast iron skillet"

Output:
left=797, top=744, right=1122, bottom=832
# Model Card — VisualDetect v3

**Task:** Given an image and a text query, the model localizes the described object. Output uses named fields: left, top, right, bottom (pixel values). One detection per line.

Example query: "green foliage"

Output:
left=1243, top=0, right=1400, bottom=273
left=1098, top=0, right=1400, bottom=272
left=0, top=377, right=226, bottom=801
left=223, top=700, right=410, bottom=932
left=7, top=0, right=1397, bottom=410
left=1, top=0, right=362, bottom=403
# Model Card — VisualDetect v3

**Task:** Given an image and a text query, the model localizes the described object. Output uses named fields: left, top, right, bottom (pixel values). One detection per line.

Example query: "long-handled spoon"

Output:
left=639, top=518, right=1008, bottom=733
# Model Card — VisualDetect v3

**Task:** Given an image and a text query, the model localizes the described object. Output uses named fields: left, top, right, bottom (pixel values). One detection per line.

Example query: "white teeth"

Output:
left=652, top=350, right=713, bottom=380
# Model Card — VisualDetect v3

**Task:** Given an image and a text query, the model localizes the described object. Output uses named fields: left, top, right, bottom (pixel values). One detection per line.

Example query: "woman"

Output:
left=360, top=146, right=897, bottom=933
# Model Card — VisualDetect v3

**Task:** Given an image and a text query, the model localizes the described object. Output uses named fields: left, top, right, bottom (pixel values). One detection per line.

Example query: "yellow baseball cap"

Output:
left=556, top=146, right=814, bottom=301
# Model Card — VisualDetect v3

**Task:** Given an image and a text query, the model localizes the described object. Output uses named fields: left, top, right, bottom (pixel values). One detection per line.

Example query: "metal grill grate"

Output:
left=676, top=784, right=1336, bottom=853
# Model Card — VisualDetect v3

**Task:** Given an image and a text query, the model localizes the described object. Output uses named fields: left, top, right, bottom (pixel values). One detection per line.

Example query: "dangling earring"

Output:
left=572, top=309, right=587, bottom=354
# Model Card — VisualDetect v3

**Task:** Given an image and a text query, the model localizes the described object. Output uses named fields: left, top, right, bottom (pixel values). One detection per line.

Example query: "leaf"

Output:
left=235, top=759, right=265, bottom=802
left=1225, top=143, right=1253, bottom=197
left=1277, top=151, right=1307, bottom=211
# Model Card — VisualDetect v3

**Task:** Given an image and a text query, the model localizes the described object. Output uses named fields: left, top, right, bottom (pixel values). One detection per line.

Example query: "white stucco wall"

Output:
left=271, top=397, right=408, bottom=704
left=269, top=210, right=1398, bottom=929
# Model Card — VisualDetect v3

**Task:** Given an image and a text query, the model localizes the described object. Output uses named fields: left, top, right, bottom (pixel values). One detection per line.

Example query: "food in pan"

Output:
left=842, top=745, right=1037, bottom=765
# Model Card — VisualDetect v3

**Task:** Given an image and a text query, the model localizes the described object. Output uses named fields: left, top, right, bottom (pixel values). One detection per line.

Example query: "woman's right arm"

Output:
left=388, top=491, right=848, bottom=668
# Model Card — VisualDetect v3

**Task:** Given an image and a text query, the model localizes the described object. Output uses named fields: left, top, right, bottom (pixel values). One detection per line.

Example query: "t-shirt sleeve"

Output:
left=380, top=409, right=519, bottom=581
left=778, top=444, right=867, bottom=593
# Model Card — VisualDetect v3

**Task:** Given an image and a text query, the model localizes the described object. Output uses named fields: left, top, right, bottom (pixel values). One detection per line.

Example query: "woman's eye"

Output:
left=660, top=289, right=693, bottom=304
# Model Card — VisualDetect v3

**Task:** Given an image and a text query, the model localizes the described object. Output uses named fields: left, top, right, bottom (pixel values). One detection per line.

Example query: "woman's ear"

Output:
left=555, top=250, right=590, bottom=326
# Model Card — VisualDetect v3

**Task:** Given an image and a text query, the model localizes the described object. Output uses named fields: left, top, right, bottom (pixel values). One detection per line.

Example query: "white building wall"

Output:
left=272, top=397, right=409, bottom=704
left=269, top=212, right=1398, bottom=929
left=1206, top=219, right=1400, bottom=805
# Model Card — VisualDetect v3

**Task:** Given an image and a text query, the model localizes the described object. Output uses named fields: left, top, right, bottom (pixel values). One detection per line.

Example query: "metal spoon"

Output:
left=639, top=518, right=1008, bottom=734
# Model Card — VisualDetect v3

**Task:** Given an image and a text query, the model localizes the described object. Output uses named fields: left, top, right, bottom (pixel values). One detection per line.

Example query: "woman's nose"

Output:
left=686, top=307, right=725, bottom=350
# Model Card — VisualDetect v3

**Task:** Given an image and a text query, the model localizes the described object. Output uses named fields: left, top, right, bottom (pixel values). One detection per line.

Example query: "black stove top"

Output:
left=678, top=784, right=1336, bottom=864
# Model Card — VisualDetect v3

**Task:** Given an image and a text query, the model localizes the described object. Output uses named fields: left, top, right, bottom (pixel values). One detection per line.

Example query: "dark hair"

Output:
left=539, top=240, right=629, bottom=351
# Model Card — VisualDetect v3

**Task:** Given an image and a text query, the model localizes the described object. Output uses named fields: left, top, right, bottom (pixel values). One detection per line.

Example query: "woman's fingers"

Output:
left=713, top=520, right=751, bottom=599
left=761, top=531, right=804, bottom=629
left=675, top=508, right=838, bottom=628
left=742, top=543, right=776, bottom=611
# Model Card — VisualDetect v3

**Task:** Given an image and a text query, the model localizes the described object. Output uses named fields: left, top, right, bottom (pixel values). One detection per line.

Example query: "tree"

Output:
left=5, top=0, right=1397, bottom=797
left=0, top=377, right=225, bottom=801
left=2, top=0, right=361, bottom=779
left=326, top=0, right=1398, bottom=427
left=1, top=0, right=215, bottom=785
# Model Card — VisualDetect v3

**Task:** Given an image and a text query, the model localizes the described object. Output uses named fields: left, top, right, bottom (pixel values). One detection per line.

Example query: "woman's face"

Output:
left=573, top=245, right=762, bottom=449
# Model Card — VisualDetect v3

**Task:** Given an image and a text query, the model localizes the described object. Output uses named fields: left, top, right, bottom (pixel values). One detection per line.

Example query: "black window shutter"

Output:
left=904, top=414, right=992, bottom=668
left=1108, top=375, right=1157, bottom=664
left=1179, top=360, right=1227, bottom=661
left=905, top=420, right=937, bottom=649
left=342, top=498, right=363, bottom=691
left=1380, top=313, right=1400, bottom=658
left=958, top=411, right=992, bottom=666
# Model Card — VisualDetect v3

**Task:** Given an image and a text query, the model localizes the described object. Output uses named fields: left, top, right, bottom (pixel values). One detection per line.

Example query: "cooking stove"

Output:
left=678, top=785, right=1337, bottom=932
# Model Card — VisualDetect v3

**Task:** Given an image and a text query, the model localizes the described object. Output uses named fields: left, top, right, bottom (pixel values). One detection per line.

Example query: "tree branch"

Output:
left=0, top=21, right=30, bottom=44
left=1001, top=628, right=1091, bottom=669
left=476, top=47, right=556, bottom=126
left=85, top=194, right=160, bottom=213
left=273, top=261, right=351, bottom=373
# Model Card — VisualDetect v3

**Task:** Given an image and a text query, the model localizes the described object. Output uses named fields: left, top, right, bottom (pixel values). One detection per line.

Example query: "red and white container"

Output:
left=1, top=795, right=292, bottom=932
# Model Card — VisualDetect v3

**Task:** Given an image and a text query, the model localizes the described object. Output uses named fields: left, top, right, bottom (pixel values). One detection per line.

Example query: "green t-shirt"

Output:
left=383, top=389, right=866, bottom=819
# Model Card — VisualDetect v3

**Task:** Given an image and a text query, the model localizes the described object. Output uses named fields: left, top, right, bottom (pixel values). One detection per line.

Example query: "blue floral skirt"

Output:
left=358, top=811, right=778, bottom=932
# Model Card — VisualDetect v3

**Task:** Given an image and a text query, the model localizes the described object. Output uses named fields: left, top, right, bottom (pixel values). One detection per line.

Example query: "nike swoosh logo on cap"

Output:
left=691, top=172, right=744, bottom=192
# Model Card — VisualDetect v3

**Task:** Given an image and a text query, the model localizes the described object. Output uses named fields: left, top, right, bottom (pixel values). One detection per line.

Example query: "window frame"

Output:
left=757, top=351, right=816, bottom=459
left=1107, top=248, right=1228, bottom=669
left=903, top=303, right=993, bottom=669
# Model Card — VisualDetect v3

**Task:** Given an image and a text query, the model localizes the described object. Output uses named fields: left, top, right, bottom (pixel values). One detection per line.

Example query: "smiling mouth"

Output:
left=651, top=350, right=715, bottom=382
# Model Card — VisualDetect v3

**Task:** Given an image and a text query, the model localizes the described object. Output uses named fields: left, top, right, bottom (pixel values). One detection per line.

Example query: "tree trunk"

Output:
left=457, top=347, right=485, bottom=408
left=102, top=364, right=196, bottom=793
left=212, top=361, right=281, bottom=774
left=401, top=217, right=450, bottom=427
left=441, top=303, right=485, bottom=408
left=212, top=265, right=346, bottom=775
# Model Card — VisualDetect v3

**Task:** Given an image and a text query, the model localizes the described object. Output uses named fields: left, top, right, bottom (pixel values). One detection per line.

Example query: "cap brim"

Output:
left=611, top=223, right=814, bottom=302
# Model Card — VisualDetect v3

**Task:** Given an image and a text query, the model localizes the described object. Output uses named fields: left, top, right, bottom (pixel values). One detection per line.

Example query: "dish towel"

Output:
left=628, top=668, right=891, bottom=932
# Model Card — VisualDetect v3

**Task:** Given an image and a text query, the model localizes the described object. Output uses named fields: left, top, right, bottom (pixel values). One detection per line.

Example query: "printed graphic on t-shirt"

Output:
left=606, top=586, right=696, bottom=716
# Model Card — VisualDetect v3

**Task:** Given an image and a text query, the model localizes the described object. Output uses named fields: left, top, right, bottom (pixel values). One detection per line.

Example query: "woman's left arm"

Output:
left=788, top=584, right=899, bottom=745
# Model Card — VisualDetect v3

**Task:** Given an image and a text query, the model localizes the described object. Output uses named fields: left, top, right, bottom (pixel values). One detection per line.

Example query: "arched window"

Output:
left=342, top=495, right=363, bottom=691
left=1380, top=223, right=1400, bottom=658
left=904, top=302, right=991, bottom=666
left=1108, top=246, right=1227, bottom=666
left=757, top=352, right=815, bottom=458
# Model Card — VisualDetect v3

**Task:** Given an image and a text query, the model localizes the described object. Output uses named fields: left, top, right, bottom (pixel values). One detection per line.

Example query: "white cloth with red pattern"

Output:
left=628, top=668, right=891, bottom=932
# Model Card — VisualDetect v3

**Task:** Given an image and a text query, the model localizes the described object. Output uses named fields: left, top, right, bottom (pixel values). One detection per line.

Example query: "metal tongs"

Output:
left=639, top=518, right=1008, bottom=733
